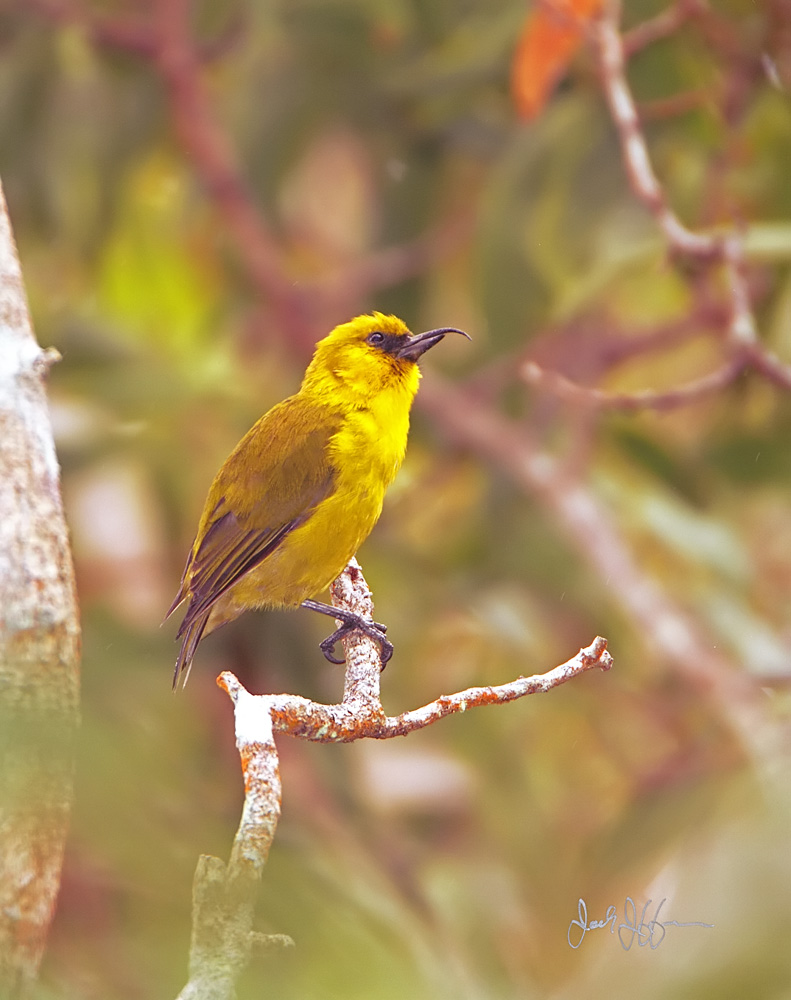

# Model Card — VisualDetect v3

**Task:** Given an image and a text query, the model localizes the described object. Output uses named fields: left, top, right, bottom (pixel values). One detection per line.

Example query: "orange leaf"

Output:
left=511, top=0, right=602, bottom=120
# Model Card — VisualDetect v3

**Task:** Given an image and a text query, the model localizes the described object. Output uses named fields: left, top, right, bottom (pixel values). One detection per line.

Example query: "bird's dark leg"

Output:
left=300, top=599, right=393, bottom=668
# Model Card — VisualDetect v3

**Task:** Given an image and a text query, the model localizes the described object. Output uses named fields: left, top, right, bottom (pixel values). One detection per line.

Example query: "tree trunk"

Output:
left=0, top=179, right=81, bottom=997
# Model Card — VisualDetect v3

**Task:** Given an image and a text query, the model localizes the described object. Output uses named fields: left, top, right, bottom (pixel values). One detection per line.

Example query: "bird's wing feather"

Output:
left=168, top=400, right=341, bottom=634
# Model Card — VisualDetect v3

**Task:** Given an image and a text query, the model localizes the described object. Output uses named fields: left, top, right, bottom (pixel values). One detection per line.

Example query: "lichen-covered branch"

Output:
left=220, top=559, right=612, bottom=747
left=177, top=683, right=289, bottom=1000
left=228, top=633, right=611, bottom=745
left=176, top=559, right=610, bottom=999
left=0, top=179, right=81, bottom=997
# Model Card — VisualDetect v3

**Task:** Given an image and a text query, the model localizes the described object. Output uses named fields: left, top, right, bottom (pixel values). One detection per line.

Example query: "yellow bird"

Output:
left=167, top=313, right=469, bottom=688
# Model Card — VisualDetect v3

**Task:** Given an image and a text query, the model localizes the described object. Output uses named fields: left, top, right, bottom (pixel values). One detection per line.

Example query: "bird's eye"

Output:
left=367, top=332, right=385, bottom=346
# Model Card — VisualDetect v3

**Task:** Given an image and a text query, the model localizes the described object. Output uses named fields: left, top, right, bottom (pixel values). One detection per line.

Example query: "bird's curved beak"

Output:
left=395, top=327, right=471, bottom=361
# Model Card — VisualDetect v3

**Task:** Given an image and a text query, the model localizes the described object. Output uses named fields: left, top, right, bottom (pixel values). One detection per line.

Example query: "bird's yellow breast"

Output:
left=206, top=375, right=416, bottom=627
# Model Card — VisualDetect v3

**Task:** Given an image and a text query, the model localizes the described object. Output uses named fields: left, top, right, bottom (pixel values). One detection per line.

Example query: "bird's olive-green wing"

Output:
left=169, top=400, right=341, bottom=635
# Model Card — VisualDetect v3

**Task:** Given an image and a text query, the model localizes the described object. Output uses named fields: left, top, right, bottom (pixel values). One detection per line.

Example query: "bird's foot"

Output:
left=319, top=616, right=393, bottom=669
left=300, top=598, right=393, bottom=668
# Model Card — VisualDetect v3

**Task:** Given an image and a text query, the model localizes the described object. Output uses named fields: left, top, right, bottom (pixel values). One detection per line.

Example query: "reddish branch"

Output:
left=622, top=0, right=707, bottom=56
left=524, top=0, right=791, bottom=411
left=26, top=0, right=467, bottom=347
left=594, top=3, right=719, bottom=257
left=418, top=374, right=787, bottom=770
left=151, top=0, right=469, bottom=334
left=152, top=0, right=303, bottom=337
left=522, top=353, right=748, bottom=411
left=593, top=2, right=789, bottom=354
left=637, top=88, right=713, bottom=120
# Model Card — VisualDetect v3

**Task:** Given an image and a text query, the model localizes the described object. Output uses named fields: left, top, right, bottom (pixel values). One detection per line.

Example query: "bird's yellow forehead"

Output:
left=325, top=312, right=410, bottom=344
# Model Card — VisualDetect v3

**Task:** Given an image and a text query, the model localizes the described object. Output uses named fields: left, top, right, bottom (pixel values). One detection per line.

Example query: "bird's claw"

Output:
left=319, top=617, right=393, bottom=669
left=319, top=630, right=347, bottom=664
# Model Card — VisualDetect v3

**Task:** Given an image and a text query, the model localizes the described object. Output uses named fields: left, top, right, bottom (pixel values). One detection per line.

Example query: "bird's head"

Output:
left=302, top=313, right=469, bottom=401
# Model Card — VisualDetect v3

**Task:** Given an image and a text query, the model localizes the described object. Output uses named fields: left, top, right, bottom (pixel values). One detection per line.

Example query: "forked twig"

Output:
left=177, top=559, right=611, bottom=999
left=528, top=0, right=791, bottom=411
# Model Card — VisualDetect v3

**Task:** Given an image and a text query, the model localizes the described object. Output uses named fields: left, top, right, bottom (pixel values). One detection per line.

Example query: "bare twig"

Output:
left=417, top=374, right=787, bottom=771
left=522, top=353, right=748, bottom=411
left=593, top=2, right=718, bottom=258
left=637, top=88, right=713, bottom=120
left=623, top=0, right=707, bottom=56
left=581, top=0, right=791, bottom=398
left=744, top=340, right=791, bottom=391
left=319, top=212, right=475, bottom=318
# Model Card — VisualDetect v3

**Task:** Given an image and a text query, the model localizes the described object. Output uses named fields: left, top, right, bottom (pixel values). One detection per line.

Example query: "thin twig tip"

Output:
left=217, top=670, right=241, bottom=700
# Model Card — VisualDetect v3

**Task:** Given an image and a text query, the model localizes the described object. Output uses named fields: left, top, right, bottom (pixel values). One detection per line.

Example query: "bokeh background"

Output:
left=2, top=0, right=791, bottom=997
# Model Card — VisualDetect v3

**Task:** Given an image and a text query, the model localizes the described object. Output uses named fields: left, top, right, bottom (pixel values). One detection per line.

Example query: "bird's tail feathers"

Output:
left=172, top=610, right=210, bottom=691
left=164, top=589, right=185, bottom=623
left=164, top=545, right=196, bottom=624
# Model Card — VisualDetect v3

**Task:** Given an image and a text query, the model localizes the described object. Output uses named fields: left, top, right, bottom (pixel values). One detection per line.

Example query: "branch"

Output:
left=522, top=353, right=748, bottom=411
left=229, top=638, right=612, bottom=745
left=176, top=559, right=610, bottom=998
left=637, top=88, right=713, bottom=120
left=0, top=180, right=81, bottom=996
left=622, top=0, right=707, bottom=56
left=177, top=685, right=291, bottom=1000
left=511, top=4, right=791, bottom=410
left=27, top=0, right=467, bottom=347
left=332, top=213, right=474, bottom=293
left=26, top=0, right=307, bottom=340
left=593, top=2, right=717, bottom=257
left=24, top=0, right=159, bottom=55
left=226, top=559, right=611, bottom=746
left=152, top=0, right=303, bottom=333
left=149, top=1, right=470, bottom=335
left=416, top=374, right=787, bottom=772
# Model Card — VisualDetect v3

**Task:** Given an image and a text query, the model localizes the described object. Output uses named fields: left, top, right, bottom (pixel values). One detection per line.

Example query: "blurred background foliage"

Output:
left=2, top=0, right=791, bottom=997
